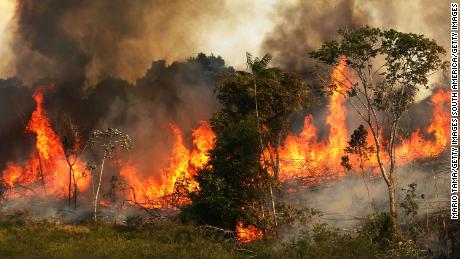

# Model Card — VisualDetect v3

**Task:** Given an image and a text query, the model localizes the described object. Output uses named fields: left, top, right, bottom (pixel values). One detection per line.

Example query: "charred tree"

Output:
left=56, top=113, right=86, bottom=209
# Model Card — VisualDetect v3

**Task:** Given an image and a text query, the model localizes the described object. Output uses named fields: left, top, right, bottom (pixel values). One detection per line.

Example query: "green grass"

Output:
left=0, top=221, right=244, bottom=259
left=0, top=219, right=424, bottom=259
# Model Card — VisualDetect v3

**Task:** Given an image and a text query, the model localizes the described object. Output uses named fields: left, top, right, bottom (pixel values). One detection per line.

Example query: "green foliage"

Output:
left=400, top=183, right=420, bottom=218
left=400, top=183, right=424, bottom=239
left=276, top=205, right=321, bottom=226
left=341, top=125, right=375, bottom=171
left=311, top=26, right=446, bottom=234
left=246, top=53, right=276, bottom=78
left=361, top=212, right=394, bottom=246
left=217, top=53, right=315, bottom=156
left=310, top=26, right=447, bottom=118
left=344, top=125, right=374, bottom=157
left=0, top=219, right=430, bottom=259
left=253, top=224, right=380, bottom=259
left=181, top=116, right=267, bottom=230
left=183, top=54, right=315, bottom=229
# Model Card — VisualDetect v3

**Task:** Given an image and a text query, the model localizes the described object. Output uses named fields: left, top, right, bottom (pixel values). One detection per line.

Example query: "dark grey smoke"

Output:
left=0, top=54, right=233, bottom=180
left=13, top=0, right=89, bottom=83
left=262, top=0, right=361, bottom=75
left=0, top=78, right=34, bottom=167
left=11, top=0, right=226, bottom=86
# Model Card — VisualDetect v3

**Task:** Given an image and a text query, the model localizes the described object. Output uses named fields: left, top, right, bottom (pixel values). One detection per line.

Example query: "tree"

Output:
left=219, top=53, right=314, bottom=180
left=89, top=128, right=132, bottom=223
left=310, top=26, right=447, bottom=235
left=182, top=116, right=268, bottom=230
left=216, top=53, right=316, bottom=226
left=56, top=113, right=86, bottom=209
left=341, top=125, right=375, bottom=207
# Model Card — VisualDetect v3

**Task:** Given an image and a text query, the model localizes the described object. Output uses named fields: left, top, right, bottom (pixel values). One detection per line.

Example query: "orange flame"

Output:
left=277, top=57, right=449, bottom=182
left=120, top=121, right=215, bottom=208
left=118, top=56, right=448, bottom=212
left=277, top=57, right=352, bottom=181
left=0, top=59, right=449, bottom=217
left=2, top=86, right=90, bottom=198
left=236, top=221, right=263, bottom=243
left=395, top=89, right=449, bottom=163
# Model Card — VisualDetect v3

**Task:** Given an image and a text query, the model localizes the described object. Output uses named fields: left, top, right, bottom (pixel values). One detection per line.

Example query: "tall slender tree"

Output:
left=89, top=128, right=132, bottom=224
left=310, top=26, right=447, bottom=235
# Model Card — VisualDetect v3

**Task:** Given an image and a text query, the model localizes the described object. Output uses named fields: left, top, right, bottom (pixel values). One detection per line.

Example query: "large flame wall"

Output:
left=0, top=61, right=449, bottom=208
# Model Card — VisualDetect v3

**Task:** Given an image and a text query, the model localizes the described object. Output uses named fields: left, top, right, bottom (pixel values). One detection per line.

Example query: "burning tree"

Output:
left=310, top=26, right=447, bottom=235
left=89, top=128, right=132, bottom=223
left=56, top=113, right=86, bottom=208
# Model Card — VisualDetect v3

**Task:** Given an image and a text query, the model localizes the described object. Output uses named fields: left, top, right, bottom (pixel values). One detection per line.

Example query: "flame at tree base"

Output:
left=119, top=121, right=216, bottom=209
left=276, top=57, right=449, bottom=182
left=0, top=59, right=450, bottom=246
left=2, top=86, right=90, bottom=199
left=236, top=221, right=264, bottom=243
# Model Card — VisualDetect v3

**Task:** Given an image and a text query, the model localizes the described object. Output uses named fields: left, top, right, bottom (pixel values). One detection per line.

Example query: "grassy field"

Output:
left=0, top=221, right=244, bottom=259
left=0, top=217, right=455, bottom=258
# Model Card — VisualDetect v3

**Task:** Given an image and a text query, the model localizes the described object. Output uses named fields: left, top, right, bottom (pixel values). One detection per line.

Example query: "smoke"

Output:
left=1, top=0, right=279, bottom=86
left=262, top=0, right=449, bottom=99
left=0, top=78, right=35, bottom=167
left=262, top=0, right=362, bottom=74
left=93, top=55, right=233, bottom=179
left=259, top=0, right=451, bottom=231
left=281, top=153, right=450, bottom=231
left=8, top=0, right=216, bottom=85
left=0, top=53, right=233, bottom=206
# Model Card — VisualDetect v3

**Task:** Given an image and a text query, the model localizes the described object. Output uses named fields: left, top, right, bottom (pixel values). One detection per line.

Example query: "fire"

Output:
left=26, top=88, right=63, bottom=161
left=190, top=121, right=216, bottom=168
left=115, top=57, right=449, bottom=210
left=395, top=89, right=449, bottom=163
left=236, top=221, right=263, bottom=243
left=2, top=162, right=23, bottom=188
left=277, top=57, right=352, bottom=181
left=120, top=121, right=216, bottom=208
left=0, top=58, right=448, bottom=219
left=277, top=57, right=449, bottom=182
left=2, top=86, right=90, bottom=198
left=99, top=199, right=110, bottom=207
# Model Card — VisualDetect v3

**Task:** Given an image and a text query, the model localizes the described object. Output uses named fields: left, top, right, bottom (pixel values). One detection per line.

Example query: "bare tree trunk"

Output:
left=68, top=164, right=72, bottom=207
left=38, top=155, right=46, bottom=195
left=72, top=169, right=77, bottom=209
left=94, top=157, right=105, bottom=224
left=388, top=178, right=398, bottom=233
left=369, top=123, right=398, bottom=236
left=388, top=120, right=399, bottom=235
left=274, top=135, right=281, bottom=181
left=253, top=78, right=277, bottom=227
left=267, top=178, right=277, bottom=227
